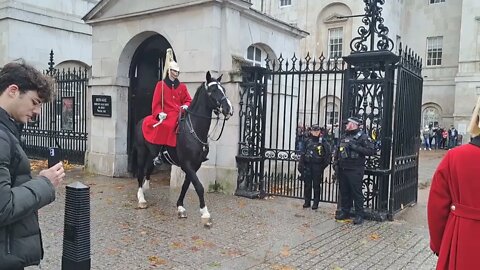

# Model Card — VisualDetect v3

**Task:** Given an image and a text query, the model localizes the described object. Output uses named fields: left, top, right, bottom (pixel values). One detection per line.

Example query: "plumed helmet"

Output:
left=162, top=48, right=175, bottom=79
left=169, top=61, right=180, bottom=72
left=468, top=96, right=480, bottom=137
left=347, top=116, right=362, bottom=125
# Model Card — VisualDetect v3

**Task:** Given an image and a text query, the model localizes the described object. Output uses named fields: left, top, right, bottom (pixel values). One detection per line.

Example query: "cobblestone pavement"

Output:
left=26, top=151, right=443, bottom=270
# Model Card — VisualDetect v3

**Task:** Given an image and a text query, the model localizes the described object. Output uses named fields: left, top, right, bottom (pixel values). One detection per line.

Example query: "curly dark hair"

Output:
left=0, top=60, right=54, bottom=102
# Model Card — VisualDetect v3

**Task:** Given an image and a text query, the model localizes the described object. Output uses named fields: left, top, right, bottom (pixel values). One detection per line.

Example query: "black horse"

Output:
left=133, top=71, right=233, bottom=223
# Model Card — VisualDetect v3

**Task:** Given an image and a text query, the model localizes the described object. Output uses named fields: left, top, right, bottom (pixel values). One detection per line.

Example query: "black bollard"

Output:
left=62, top=182, right=91, bottom=270
left=48, top=147, right=61, bottom=168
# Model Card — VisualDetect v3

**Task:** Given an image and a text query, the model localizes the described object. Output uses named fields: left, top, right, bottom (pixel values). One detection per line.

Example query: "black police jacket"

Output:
left=301, top=135, right=332, bottom=168
left=337, top=129, right=375, bottom=168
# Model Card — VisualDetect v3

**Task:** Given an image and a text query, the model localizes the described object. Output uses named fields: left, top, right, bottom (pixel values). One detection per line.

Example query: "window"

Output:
left=280, top=0, right=291, bottom=7
left=328, top=27, right=343, bottom=59
left=426, top=36, right=443, bottom=66
left=328, top=111, right=339, bottom=125
left=247, top=45, right=264, bottom=67
left=326, top=102, right=339, bottom=125
left=423, top=107, right=441, bottom=128
left=429, top=0, right=445, bottom=4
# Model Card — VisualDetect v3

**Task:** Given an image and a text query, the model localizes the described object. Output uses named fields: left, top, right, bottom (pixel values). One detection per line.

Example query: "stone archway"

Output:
left=118, top=33, right=173, bottom=172
left=422, top=103, right=443, bottom=128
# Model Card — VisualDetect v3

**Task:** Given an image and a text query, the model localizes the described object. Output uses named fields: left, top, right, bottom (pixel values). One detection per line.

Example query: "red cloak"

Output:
left=142, top=80, right=191, bottom=147
left=428, top=143, right=480, bottom=270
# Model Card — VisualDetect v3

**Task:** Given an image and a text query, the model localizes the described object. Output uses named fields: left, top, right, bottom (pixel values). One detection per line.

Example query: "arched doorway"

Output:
left=127, top=34, right=173, bottom=172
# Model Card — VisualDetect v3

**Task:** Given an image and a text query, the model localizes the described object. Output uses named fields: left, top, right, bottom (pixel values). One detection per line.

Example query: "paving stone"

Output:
left=23, top=155, right=441, bottom=270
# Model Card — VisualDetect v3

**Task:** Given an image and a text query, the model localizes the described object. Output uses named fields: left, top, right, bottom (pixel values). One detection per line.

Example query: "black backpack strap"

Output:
left=0, top=124, right=19, bottom=182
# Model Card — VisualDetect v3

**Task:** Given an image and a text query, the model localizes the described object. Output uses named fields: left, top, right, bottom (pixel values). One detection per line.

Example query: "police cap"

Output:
left=310, top=124, right=321, bottom=131
left=347, top=116, right=363, bottom=125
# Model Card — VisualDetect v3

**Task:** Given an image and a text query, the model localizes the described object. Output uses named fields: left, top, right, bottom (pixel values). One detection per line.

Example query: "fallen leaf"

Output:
left=62, top=160, right=75, bottom=170
left=280, top=245, right=290, bottom=257
left=221, top=248, right=243, bottom=257
left=148, top=255, right=167, bottom=266
left=105, top=248, right=119, bottom=256
left=208, top=261, right=221, bottom=268
left=335, top=219, right=352, bottom=223
left=238, top=200, right=246, bottom=208
left=271, top=264, right=296, bottom=270
left=170, top=242, right=184, bottom=249
left=369, top=233, right=381, bottom=240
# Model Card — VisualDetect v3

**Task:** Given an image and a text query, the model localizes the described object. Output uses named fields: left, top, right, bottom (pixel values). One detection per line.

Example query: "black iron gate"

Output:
left=236, top=0, right=423, bottom=220
left=22, top=51, right=88, bottom=164
left=236, top=57, right=345, bottom=202
left=390, top=48, right=423, bottom=216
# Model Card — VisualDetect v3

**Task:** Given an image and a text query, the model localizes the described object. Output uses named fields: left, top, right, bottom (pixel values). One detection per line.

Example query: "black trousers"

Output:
left=338, top=167, right=364, bottom=216
left=303, top=163, right=323, bottom=204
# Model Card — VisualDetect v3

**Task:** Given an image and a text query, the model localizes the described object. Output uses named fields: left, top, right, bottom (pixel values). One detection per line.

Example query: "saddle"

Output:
left=153, top=144, right=209, bottom=167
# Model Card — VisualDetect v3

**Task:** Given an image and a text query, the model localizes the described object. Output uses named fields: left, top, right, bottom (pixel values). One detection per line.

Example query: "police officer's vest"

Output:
left=338, top=131, right=363, bottom=160
left=303, top=136, right=329, bottom=164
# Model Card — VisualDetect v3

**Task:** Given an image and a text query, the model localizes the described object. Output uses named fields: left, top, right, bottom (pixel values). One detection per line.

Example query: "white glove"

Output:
left=157, top=112, right=167, bottom=121
left=180, top=105, right=188, bottom=110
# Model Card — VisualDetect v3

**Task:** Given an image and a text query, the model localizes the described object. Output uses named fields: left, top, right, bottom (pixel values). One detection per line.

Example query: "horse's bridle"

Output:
left=206, top=81, right=230, bottom=118
left=183, top=81, right=231, bottom=145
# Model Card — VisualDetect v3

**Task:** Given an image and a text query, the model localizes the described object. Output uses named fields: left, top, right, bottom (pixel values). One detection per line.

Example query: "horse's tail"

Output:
left=130, top=143, right=138, bottom=177
left=130, top=118, right=144, bottom=177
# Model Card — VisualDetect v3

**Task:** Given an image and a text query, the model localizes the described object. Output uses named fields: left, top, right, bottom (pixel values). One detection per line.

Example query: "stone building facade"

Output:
left=0, top=0, right=98, bottom=69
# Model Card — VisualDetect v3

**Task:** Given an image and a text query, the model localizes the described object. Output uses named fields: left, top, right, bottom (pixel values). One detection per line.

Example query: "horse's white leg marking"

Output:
left=178, top=205, right=187, bottom=218
left=137, top=187, right=147, bottom=209
left=200, top=206, right=210, bottom=219
left=142, top=177, right=150, bottom=191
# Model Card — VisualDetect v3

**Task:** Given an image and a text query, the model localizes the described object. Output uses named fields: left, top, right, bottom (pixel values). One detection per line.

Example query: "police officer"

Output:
left=335, top=116, right=375, bottom=224
left=300, top=124, right=331, bottom=210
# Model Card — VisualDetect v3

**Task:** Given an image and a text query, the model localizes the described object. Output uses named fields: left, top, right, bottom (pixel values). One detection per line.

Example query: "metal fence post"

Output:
left=62, top=182, right=91, bottom=270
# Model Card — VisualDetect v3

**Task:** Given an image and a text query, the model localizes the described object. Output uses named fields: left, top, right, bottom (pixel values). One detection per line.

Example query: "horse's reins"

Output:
left=183, top=81, right=229, bottom=144
left=185, top=112, right=227, bottom=145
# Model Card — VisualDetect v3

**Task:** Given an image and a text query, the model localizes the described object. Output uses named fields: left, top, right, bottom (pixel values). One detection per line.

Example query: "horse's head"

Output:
left=205, top=71, right=234, bottom=119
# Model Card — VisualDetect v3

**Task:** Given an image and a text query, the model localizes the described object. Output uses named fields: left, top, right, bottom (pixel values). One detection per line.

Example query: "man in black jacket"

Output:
left=334, top=116, right=375, bottom=225
left=0, top=61, right=65, bottom=269
left=300, top=124, right=331, bottom=210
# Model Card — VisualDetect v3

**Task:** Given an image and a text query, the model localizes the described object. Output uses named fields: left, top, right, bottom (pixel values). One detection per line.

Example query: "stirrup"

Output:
left=153, top=156, right=163, bottom=166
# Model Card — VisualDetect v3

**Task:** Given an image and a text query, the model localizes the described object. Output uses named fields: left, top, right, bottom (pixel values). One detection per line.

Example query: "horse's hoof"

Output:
left=177, top=206, right=187, bottom=219
left=202, top=217, right=213, bottom=228
left=199, top=206, right=210, bottom=219
left=138, top=202, right=148, bottom=209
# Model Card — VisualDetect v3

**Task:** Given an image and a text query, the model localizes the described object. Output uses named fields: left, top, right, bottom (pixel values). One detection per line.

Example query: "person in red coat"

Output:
left=142, top=61, right=192, bottom=147
left=428, top=96, right=480, bottom=270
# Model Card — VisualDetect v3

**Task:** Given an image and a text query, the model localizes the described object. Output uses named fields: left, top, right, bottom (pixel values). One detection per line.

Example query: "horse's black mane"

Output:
left=188, top=80, right=216, bottom=110
left=189, top=83, right=205, bottom=108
